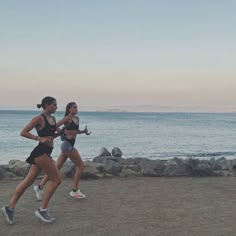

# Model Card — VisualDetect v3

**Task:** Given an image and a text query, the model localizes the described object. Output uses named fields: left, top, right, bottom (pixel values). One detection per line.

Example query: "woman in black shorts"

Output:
left=1, top=96, right=61, bottom=224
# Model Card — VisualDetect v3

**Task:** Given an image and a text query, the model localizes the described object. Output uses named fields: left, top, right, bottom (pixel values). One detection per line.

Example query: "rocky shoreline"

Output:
left=1, top=147, right=236, bottom=180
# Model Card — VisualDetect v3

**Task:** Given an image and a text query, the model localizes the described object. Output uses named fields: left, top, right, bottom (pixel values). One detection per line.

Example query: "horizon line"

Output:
left=0, top=108, right=235, bottom=114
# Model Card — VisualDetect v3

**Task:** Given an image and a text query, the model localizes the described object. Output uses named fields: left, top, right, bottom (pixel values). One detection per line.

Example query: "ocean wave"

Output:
left=125, top=152, right=236, bottom=160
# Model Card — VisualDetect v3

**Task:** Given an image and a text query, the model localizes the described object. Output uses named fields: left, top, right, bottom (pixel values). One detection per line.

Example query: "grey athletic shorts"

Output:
left=60, top=139, right=75, bottom=153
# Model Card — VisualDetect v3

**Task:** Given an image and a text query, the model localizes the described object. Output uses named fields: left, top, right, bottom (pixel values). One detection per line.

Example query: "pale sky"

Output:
left=0, top=0, right=235, bottom=112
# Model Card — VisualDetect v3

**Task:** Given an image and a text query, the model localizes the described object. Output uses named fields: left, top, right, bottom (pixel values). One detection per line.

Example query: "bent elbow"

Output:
left=20, top=130, right=26, bottom=137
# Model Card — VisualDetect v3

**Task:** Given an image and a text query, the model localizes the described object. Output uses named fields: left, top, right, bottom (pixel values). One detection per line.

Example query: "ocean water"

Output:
left=0, top=110, right=236, bottom=165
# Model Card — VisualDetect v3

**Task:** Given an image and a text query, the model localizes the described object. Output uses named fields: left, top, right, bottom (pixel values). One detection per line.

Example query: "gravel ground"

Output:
left=1, top=177, right=236, bottom=236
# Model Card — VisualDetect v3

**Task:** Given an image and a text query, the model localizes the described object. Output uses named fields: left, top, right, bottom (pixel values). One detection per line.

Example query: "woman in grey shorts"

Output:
left=34, top=102, right=91, bottom=200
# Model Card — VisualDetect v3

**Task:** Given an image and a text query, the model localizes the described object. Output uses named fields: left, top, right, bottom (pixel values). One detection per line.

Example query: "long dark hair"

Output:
left=37, top=96, right=56, bottom=109
left=65, top=102, right=76, bottom=116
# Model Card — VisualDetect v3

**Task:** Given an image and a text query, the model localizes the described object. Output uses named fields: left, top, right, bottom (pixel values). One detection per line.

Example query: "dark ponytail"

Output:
left=37, top=96, right=56, bottom=109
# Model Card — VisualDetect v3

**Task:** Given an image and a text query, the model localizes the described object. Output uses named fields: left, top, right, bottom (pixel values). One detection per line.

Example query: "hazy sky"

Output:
left=0, top=0, right=235, bottom=112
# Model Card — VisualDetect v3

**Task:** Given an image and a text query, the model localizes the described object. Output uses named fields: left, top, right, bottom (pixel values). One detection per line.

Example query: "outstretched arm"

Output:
left=77, top=125, right=91, bottom=135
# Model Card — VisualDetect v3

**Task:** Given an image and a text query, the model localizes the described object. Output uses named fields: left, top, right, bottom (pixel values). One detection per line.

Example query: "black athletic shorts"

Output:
left=26, top=143, right=53, bottom=165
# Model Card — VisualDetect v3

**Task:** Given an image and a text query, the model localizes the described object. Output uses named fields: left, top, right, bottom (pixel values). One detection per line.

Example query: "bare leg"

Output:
left=8, top=165, right=41, bottom=209
left=69, top=149, right=84, bottom=190
left=39, top=152, right=67, bottom=189
left=34, top=155, right=62, bottom=209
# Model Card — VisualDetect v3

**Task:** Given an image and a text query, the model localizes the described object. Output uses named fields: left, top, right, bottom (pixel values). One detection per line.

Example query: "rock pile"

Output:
left=1, top=147, right=236, bottom=180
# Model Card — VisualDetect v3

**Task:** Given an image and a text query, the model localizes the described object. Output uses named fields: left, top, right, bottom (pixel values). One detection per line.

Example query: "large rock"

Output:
left=185, top=158, right=200, bottom=175
left=94, top=148, right=113, bottom=163
left=138, top=159, right=165, bottom=177
left=81, top=161, right=103, bottom=179
left=60, top=161, right=75, bottom=178
left=99, top=147, right=111, bottom=157
left=195, top=163, right=214, bottom=176
left=226, top=159, right=236, bottom=170
left=112, top=147, right=123, bottom=157
left=93, top=155, right=110, bottom=163
left=185, top=159, right=215, bottom=176
left=163, top=158, right=189, bottom=176
left=215, top=157, right=228, bottom=170
left=8, top=160, right=30, bottom=177
left=102, top=159, right=122, bottom=176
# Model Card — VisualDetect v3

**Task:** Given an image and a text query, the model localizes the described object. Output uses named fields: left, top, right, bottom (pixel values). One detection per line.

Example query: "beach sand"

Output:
left=1, top=176, right=236, bottom=236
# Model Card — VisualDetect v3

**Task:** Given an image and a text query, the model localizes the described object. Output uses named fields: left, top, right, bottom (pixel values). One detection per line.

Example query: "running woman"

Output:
left=1, top=96, right=61, bottom=224
left=34, top=102, right=91, bottom=201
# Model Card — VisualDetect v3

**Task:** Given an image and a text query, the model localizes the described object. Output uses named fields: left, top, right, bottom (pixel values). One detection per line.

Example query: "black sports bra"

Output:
left=66, top=119, right=79, bottom=130
left=37, top=114, right=56, bottom=137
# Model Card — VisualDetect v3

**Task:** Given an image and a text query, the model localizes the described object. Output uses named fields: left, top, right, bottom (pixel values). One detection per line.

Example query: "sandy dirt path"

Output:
left=1, top=177, right=236, bottom=236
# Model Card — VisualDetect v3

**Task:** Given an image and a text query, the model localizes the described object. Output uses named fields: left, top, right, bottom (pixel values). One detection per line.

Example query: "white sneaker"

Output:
left=69, top=189, right=86, bottom=199
left=34, top=185, right=43, bottom=201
